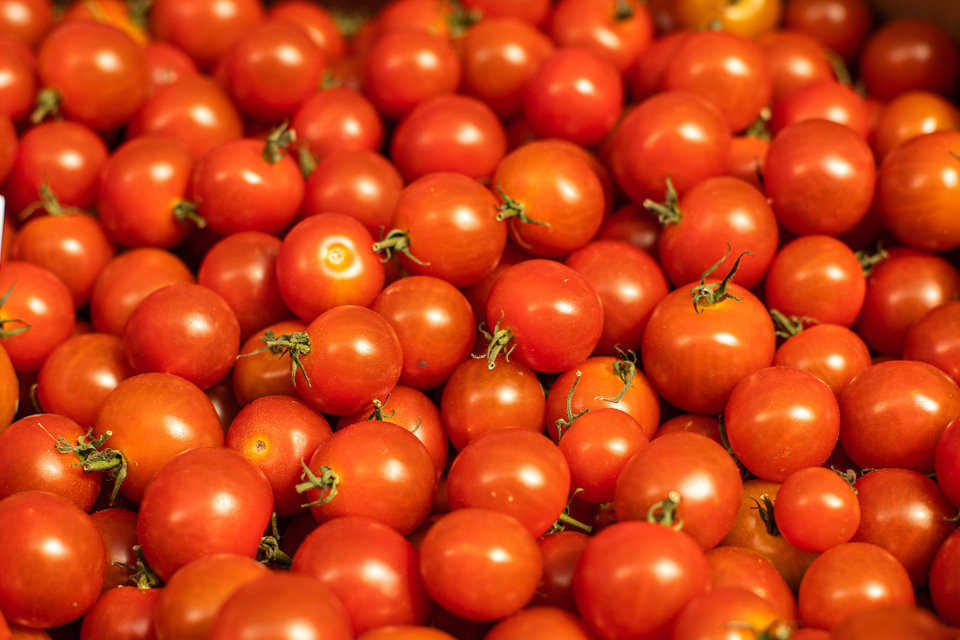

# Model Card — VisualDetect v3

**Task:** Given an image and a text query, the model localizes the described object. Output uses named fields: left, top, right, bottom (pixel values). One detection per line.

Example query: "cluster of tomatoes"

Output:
left=1, top=0, right=960, bottom=637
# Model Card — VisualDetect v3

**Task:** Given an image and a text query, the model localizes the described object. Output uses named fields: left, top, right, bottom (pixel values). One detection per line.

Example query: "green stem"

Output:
left=366, top=395, right=395, bottom=421
left=647, top=491, right=684, bottom=530
left=768, top=309, right=818, bottom=339
left=689, top=243, right=752, bottom=314
left=30, top=88, right=61, bottom=125
left=296, top=460, right=340, bottom=508
left=472, top=310, right=516, bottom=370
left=748, top=494, right=779, bottom=536
left=855, top=242, right=889, bottom=277
left=262, top=120, right=296, bottom=164
left=172, top=200, right=206, bottom=229
left=19, top=183, right=84, bottom=220
left=115, top=545, right=160, bottom=590
left=258, top=512, right=293, bottom=569
left=372, top=228, right=429, bottom=265
left=494, top=184, right=552, bottom=230
left=298, top=147, right=317, bottom=178
left=595, top=346, right=637, bottom=403
left=0, top=282, right=31, bottom=339
left=555, top=370, right=588, bottom=439
left=613, top=0, right=633, bottom=20
left=642, top=176, right=682, bottom=226
left=54, top=429, right=128, bottom=505
left=831, top=466, right=859, bottom=494
left=236, top=330, right=312, bottom=387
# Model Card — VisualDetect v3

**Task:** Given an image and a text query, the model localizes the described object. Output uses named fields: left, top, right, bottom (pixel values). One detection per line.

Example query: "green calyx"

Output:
left=115, top=545, right=160, bottom=590
left=642, top=176, right=682, bottom=226
left=473, top=310, right=516, bottom=370
left=262, top=120, right=296, bottom=165
left=689, top=243, right=752, bottom=314
left=296, top=459, right=340, bottom=508
left=236, top=330, right=312, bottom=387
left=54, top=430, right=128, bottom=505
left=595, top=346, right=637, bottom=403
left=494, top=184, right=552, bottom=230
left=555, top=370, right=588, bottom=439
left=258, top=512, right=293, bottom=569
left=372, top=228, right=429, bottom=265
left=769, top=309, right=819, bottom=339
left=0, top=283, right=31, bottom=340
left=647, top=491, right=684, bottom=530
left=748, top=493, right=779, bottom=536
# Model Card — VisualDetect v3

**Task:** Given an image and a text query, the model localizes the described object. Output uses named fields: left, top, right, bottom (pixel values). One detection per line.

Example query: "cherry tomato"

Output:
left=78, top=586, right=161, bottom=640
left=936, top=416, right=960, bottom=510
left=0, top=491, right=106, bottom=628
left=0, top=41, right=36, bottom=121
left=154, top=553, right=269, bottom=640
left=143, top=41, right=200, bottom=93
left=784, top=0, right=872, bottom=64
left=872, top=91, right=960, bottom=162
left=292, top=87, right=385, bottom=160
left=232, top=319, right=306, bottom=406
left=671, top=587, right=791, bottom=640
left=0, top=343, right=16, bottom=430
left=769, top=80, right=870, bottom=139
left=88, top=509, right=138, bottom=593
left=859, top=18, right=960, bottom=101
left=704, top=546, right=798, bottom=621
left=419, top=508, right=542, bottom=622
left=0, top=261, right=75, bottom=373
left=461, top=0, right=549, bottom=24
left=649, top=0, right=781, bottom=39
left=291, top=516, right=431, bottom=635
left=830, top=605, right=954, bottom=640
left=775, top=467, right=860, bottom=553
left=772, top=324, right=871, bottom=397
left=149, top=0, right=264, bottom=70
left=759, top=29, right=835, bottom=101
left=268, top=0, right=344, bottom=62
left=484, top=606, right=598, bottom=640
left=0, top=0, right=51, bottom=49
left=548, top=0, right=653, bottom=72
left=930, top=528, right=960, bottom=627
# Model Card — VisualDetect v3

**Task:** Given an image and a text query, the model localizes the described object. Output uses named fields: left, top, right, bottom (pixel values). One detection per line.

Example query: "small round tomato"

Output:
left=0, top=261, right=75, bottom=373
left=485, top=259, right=604, bottom=374
left=930, top=528, right=960, bottom=627
left=269, top=0, right=344, bottom=61
left=300, top=421, right=436, bottom=535
left=292, top=87, right=384, bottom=159
left=758, top=29, right=835, bottom=101
left=671, top=588, right=790, bottom=640
left=0, top=491, right=106, bottom=628
left=784, top=0, right=872, bottom=64
left=548, top=0, right=653, bottom=72
left=775, top=467, right=860, bottom=554
left=772, top=324, right=871, bottom=397
left=78, top=586, right=161, bottom=640
left=137, top=447, right=274, bottom=582
left=149, top=0, right=264, bottom=70
left=769, top=80, right=870, bottom=139
left=859, top=18, right=960, bottom=101
left=872, top=91, right=960, bottom=161
left=936, top=416, right=960, bottom=510
left=704, top=546, right=798, bottom=621
left=225, top=395, right=332, bottom=516
left=88, top=509, right=138, bottom=593
left=419, top=508, right=542, bottom=622
left=232, top=319, right=306, bottom=407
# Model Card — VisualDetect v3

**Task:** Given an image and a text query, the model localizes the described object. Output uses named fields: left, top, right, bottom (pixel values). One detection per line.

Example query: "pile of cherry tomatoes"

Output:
left=1, top=0, right=960, bottom=637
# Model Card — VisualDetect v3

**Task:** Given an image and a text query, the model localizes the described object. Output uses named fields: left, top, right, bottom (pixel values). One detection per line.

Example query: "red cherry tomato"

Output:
left=859, top=18, right=960, bottom=102
left=0, top=261, right=75, bottom=373
left=149, top=0, right=264, bottom=70
left=775, top=467, right=860, bottom=553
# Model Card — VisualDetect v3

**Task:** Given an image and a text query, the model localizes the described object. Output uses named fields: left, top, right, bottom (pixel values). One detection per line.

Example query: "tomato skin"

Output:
left=876, top=130, right=960, bottom=253
left=0, top=261, right=75, bottom=373
left=775, top=467, right=860, bottom=554
left=0, top=414, right=102, bottom=511
left=154, top=554, right=269, bottom=640
left=725, top=366, right=840, bottom=482
left=88, top=509, right=138, bottom=593
left=930, top=528, right=960, bottom=627
left=37, top=22, right=149, bottom=131
left=565, top=240, right=669, bottom=356
left=830, top=605, right=953, bottom=640
left=290, top=516, right=432, bottom=635
left=798, top=542, right=915, bottom=631
left=485, top=606, right=598, bottom=640
left=784, top=0, right=872, bottom=64
left=440, top=354, right=546, bottom=451
left=859, top=18, right=960, bottom=102
left=531, top=531, right=589, bottom=611
left=419, top=508, right=542, bottom=623
left=486, top=259, right=604, bottom=374
left=137, top=447, right=274, bottom=582
left=11, top=213, right=115, bottom=307
left=839, top=360, right=960, bottom=474
left=0, top=344, right=16, bottom=431
left=936, top=416, right=960, bottom=510
left=143, top=41, right=200, bottom=93
left=97, top=134, right=195, bottom=250
left=78, top=586, right=161, bottom=640
left=276, top=214, right=385, bottom=322
left=93, top=372, right=224, bottom=504
left=292, top=87, right=385, bottom=160
left=225, top=395, right=332, bottom=516
left=764, top=119, right=875, bottom=237
left=769, top=80, right=870, bottom=139
left=872, top=91, right=960, bottom=162
left=295, top=306, right=403, bottom=416
left=0, top=0, right=51, bottom=49
left=208, top=572, right=353, bottom=640
left=149, top=0, right=264, bottom=70
left=671, top=587, right=787, bottom=640
left=447, top=428, right=571, bottom=537
left=0, top=491, right=107, bottom=628
left=302, top=421, right=436, bottom=535
left=269, top=0, right=344, bottom=62
left=642, top=280, right=775, bottom=415
left=610, top=90, right=731, bottom=205
left=758, top=30, right=835, bottom=102
left=615, top=432, right=742, bottom=550
left=574, top=520, right=710, bottom=640
left=124, top=283, right=241, bottom=390
left=548, top=0, right=653, bottom=73
left=232, top=319, right=305, bottom=406
left=705, top=546, right=798, bottom=621
left=851, top=468, right=957, bottom=588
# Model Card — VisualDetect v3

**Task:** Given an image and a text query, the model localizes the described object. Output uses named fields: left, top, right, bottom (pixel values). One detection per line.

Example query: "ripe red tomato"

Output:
left=775, top=467, right=860, bottom=554
left=872, top=91, right=960, bottom=161
left=0, top=261, right=75, bottom=373
left=784, top=0, right=872, bottom=64
left=704, top=546, right=798, bottom=621
left=936, top=416, right=960, bottom=510
left=671, top=587, right=790, bottom=640
left=88, top=509, right=138, bottom=593
left=232, top=319, right=305, bottom=407
left=0, top=491, right=106, bottom=628
left=930, top=528, right=960, bottom=627
left=149, top=0, right=264, bottom=70
left=292, top=87, right=385, bottom=159
left=548, top=0, right=653, bottom=72
left=137, top=447, right=274, bottom=582
left=78, top=586, right=161, bottom=640
left=758, top=29, right=835, bottom=101
left=859, top=18, right=960, bottom=101
left=769, top=80, right=870, bottom=139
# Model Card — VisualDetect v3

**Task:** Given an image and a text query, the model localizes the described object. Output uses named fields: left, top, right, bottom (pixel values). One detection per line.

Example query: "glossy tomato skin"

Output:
left=123, top=283, right=241, bottom=390
left=302, top=421, right=436, bottom=535
left=371, top=276, right=475, bottom=391
left=97, top=134, right=196, bottom=250
left=291, top=516, right=431, bottom=635
left=656, top=176, right=778, bottom=290
left=419, top=508, right=542, bottom=623
left=387, top=172, right=506, bottom=288
left=154, top=553, right=269, bottom=640
left=615, top=432, right=743, bottom=549
left=37, top=22, right=149, bottom=130
left=854, top=248, right=960, bottom=357
left=276, top=214, right=385, bottom=322
left=642, top=280, right=775, bottom=415
left=93, top=372, right=224, bottom=504
left=830, top=605, right=953, bottom=640
left=764, top=119, right=875, bottom=237
left=137, top=447, right=274, bottom=582
left=574, top=520, right=710, bottom=640
left=775, top=467, right=860, bottom=554
left=486, top=260, right=604, bottom=374
left=725, top=366, right=840, bottom=482
left=493, top=141, right=604, bottom=259
left=565, top=240, right=669, bottom=356
left=671, top=587, right=787, bottom=640
left=768, top=80, right=870, bottom=139
left=704, top=546, right=798, bottom=621
left=0, top=344, right=16, bottom=431
left=851, top=468, right=957, bottom=588
left=610, top=90, right=731, bottom=205
left=291, top=87, right=384, bottom=159
left=784, top=0, right=872, bottom=64
left=268, top=0, right=344, bottom=61
left=88, top=509, right=138, bottom=593
left=0, top=491, right=107, bottom=628
left=225, top=395, right=332, bottom=516
left=207, top=572, right=353, bottom=640
left=758, top=30, right=835, bottom=101
left=548, top=0, right=653, bottom=72
left=78, top=586, right=161, bottom=640
left=798, top=542, right=915, bottom=631
left=872, top=91, right=960, bottom=161
left=0, top=261, right=75, bottom=373
left=930, top=528, right=960, bottom=627
left=876, top=130, right=960, bottom=252
left=11, top=213, right=115, bottom=307
left=859, top=18, right=960, bottom=102
left=232, top=319, right=305, bottom=406
left=0, top=414, right=102, bottom=511
left=191, top=138, right=304, bottom=236
left=936, top=416, right=960, bottom=510
left=126, top=76, right=244, bottom=159
left=447, top=428, right=571, bottom=538
left=839, top=360, right=960, bottom=474
left=295, top=306, right=403, bottom=416
left=89, top=247, right=195, bottom=337
left=149, top=0, right=264, bottom=70
left=197, top=231, right=292, bottom=341
left=440, top=354, right=546, bottom=450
